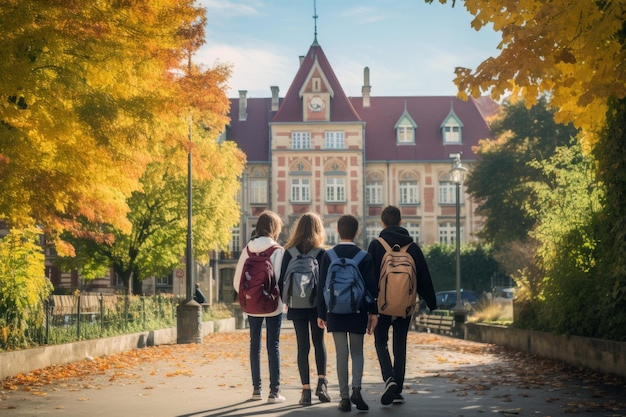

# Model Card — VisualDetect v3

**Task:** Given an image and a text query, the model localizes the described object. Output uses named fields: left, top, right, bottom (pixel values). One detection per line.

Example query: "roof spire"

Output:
left=313, top=0, right=319, bottom=45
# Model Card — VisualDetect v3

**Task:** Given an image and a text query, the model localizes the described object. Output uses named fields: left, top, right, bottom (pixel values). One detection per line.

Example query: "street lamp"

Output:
left=177, top=116, right=202, bottom=344
left=449, top=153, right=468, bottom=323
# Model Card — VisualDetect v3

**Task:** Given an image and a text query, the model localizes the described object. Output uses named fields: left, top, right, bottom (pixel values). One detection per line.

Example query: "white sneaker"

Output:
left=268, top=392, right=286, bottom=403
left=251, top=390, right=262, bottom=401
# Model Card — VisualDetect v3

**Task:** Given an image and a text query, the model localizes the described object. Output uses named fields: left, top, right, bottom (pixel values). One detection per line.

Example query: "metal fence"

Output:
left=32, top=293, right=183, bottom=346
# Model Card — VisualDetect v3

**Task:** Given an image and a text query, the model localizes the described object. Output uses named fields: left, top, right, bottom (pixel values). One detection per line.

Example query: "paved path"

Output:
left=1, top=322, right=625, bottom=417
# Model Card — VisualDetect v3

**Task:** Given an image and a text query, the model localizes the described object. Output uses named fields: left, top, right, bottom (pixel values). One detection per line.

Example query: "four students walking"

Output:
left=235, top=208, right=437, bottom=411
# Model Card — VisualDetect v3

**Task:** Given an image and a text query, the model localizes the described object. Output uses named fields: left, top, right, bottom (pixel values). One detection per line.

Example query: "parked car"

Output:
left=433, top=290, right=480, bottom=311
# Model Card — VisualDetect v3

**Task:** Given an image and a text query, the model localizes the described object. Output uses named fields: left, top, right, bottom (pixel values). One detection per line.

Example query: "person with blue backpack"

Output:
left=279, top=212, right=331, bottom=406
left=317, top=214, right=378, bottom=412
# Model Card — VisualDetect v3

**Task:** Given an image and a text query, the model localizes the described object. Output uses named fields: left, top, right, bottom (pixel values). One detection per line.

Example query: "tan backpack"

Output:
left=376, top=237, right=418, bottom=317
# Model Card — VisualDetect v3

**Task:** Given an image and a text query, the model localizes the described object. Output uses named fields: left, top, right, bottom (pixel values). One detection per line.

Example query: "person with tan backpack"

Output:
left=367, top=206, right=437, bottom=405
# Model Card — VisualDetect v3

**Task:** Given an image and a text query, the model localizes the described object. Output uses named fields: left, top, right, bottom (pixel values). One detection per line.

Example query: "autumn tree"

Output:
left=52, top=16, right=245, bottom=293
left=0, top=228, right=53, bottom=349
left=428, top=0, right=626, bottom=339
left=428, top=0, right=625, bottom=142
left=0, top=0, right=207, bottom=254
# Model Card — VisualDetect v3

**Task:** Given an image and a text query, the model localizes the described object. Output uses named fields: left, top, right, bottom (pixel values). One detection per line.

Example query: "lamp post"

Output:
left=177, top=116, right=202, bottom=344
left=449, top=153, right=468, bottom=323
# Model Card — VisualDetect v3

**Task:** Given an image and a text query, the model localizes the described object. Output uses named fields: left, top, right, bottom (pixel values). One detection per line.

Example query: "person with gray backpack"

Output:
left=279, top=212, right=331, bottom=406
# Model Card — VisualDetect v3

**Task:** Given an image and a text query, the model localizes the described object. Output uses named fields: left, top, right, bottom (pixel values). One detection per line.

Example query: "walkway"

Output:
left=1, top=323, right=624, bottom=416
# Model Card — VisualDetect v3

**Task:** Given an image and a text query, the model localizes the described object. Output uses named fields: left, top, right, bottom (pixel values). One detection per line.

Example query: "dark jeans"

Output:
left=248, top=313, right=283, bottom=394
left=373, top=314, right=411, bottom=393
left=292, top=310, right=327, bottom=385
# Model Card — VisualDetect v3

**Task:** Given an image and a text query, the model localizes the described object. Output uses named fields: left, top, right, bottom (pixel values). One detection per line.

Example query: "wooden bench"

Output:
left=415, top=312, right=455, bottom=335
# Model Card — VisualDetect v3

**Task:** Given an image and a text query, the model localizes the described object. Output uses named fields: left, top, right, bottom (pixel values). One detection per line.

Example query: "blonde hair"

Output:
left=285, top=212, right=326, bottom=253
left=252, top=211, right=283, bottom=241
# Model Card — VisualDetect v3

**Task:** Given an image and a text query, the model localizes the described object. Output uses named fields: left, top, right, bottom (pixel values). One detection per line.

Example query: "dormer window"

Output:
left=441, top=106, right=463, bottom=144
left=397, top=123, right=414, bottom=143
left=394, top=105, right=417, bottom=144
left=443, top=121, right=461, bottom=143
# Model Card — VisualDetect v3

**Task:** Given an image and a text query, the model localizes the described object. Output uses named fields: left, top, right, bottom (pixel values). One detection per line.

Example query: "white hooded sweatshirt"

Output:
left=233, top=236, right=285, bottom=317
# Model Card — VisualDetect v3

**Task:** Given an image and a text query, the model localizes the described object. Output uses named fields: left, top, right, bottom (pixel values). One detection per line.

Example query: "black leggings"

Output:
left=292, top=312, right=327, bottom=385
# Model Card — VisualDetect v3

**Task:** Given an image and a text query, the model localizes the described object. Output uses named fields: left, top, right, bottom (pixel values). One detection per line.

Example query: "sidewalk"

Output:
left=1, top=321, right=625, bottom=417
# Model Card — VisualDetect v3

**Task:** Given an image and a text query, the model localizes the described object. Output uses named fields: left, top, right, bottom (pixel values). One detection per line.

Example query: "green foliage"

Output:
left=423, top=243, right=506, bottom=294
left=466, top=98, right=579, bottom=245
left=0, top=228, right=52, bottom=349
left=593, top=97, right=626, bottom=340
left=527, top=143, right=605, bottom=336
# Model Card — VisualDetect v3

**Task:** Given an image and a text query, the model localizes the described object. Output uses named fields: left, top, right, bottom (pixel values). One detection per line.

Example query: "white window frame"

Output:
left=405, top=222, right=420, bottom=243
left=443, top=121, right=461, bottom=144
left=366, top=181, right=383, bottom=205
left=156, top=274, right=170, bottom=286
left=439, top=222, right=464, bottom=245
left=291, top=178, right=310, bottom=202
left=325, top=223, right=339, bottom=245
left=250, top=179, right=267, bottom=204
left=397, top=123, right=414, bottom=143
left=438, top=182, right=465, bottom=204
left=325, top=178, right=345, bottom=202
left=325, top=131, right=345, bottom=149
left=229, top=227, right=241, bottom=253
left=292, top=131, right=311, bottom=149
left=399, top=180, right=419, bottom=205
left=366, top=226, right=382, bottom=244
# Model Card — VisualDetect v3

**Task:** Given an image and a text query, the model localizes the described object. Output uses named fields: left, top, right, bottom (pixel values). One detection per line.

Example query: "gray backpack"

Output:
left=282, top=247, right=321, bottom=309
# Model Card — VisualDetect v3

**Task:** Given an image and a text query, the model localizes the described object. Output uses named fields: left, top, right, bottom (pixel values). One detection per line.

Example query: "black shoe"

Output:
left=381, top=377, right=397, bottom=405
left=299, top=388, right=312, bottom=406
left=350, top=387, right=369, bottom=411
left=392, top=393, right=404, bottom=404
left=338, top=398, right=351, bottom=412
left=316, top=378, right=332, bottom=402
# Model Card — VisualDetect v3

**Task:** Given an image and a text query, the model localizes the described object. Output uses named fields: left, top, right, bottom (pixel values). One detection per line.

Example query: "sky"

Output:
left=195, top=0, right=502, bottom=99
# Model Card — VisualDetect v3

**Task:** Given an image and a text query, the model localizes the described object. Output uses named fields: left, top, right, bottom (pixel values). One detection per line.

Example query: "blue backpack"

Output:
left=323, top=249, right=368, bottom=314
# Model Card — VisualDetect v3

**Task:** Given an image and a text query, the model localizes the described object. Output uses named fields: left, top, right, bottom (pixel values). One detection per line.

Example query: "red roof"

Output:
left=226, top=41, right=497, bottom=163
left=350, top=96, right=494, bottom=162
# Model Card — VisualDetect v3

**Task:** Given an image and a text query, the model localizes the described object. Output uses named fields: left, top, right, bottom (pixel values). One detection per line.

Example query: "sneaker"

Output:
left=251, top=389, right=262, bottom=401
left=316, top=378, right=332, bottom=402
left=338, top=398, right=351, bottom=412
left=350, top=387, right=369, bottom=411
left=381, top=377, right=397, bottom=405
left=299, top=389, right=312, bottom=406
left=268, top=392, right=286, bottom=403
left=392, top=393, right=405, bottom=404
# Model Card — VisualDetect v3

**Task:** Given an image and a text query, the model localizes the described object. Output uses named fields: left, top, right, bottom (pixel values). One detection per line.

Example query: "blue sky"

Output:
left=196, top=0, right=501, bottom=99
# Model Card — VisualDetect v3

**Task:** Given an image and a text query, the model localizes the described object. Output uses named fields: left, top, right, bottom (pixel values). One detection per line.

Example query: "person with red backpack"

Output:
left=233, top=211, right=286, bottom=403
left=367, top=206, right=437, bottom=406
left=279, top=212, right=331, bottom=406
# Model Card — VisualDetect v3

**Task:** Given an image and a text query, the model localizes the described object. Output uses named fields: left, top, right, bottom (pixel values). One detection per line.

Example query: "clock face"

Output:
left=308, top=96, right=325, bottom=112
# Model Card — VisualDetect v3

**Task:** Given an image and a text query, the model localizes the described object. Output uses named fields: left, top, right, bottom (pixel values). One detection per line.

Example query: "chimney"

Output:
left=299, top=55, right=305, bottom=66
left=238, top=90, right=247, bottom=121
left=271, top=86, right=279, bottom=112
left=361, top=67, right=371, bottom=108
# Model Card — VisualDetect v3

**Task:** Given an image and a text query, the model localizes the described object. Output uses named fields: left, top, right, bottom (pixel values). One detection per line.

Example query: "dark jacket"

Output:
left=279, top=246, right=326, bottom=320
left=317, top=243, right=378, bottom=334
left=367, top=226, right=437, bottom=312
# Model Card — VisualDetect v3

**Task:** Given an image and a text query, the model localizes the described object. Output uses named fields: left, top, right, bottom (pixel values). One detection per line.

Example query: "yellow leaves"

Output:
left=434, top=0, right=625, bottom=139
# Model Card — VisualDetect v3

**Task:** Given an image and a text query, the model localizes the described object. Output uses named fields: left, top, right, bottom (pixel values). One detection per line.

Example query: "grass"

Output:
left=469, top=301, right=514, bottom=326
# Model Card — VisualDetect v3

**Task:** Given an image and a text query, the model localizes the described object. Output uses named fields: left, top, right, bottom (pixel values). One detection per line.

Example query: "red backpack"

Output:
left=238, top=246, right=280, bottom=314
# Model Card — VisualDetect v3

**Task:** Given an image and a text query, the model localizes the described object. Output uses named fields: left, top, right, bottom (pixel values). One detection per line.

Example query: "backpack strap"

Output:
left=376, top=237, right=412, bottom=253
left=327, top=248, right=339, bottom=263
left=287, top=246, right=301, bottom=259
left=352, top=249, right=367, bottom=265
